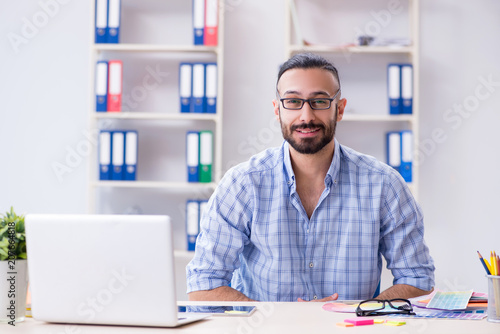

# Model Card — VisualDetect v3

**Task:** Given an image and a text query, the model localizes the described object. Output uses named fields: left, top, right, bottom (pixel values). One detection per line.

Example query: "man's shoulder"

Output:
left=339, top=143, right=396, bottom=177
left=224, top=145, right=283, bottom=181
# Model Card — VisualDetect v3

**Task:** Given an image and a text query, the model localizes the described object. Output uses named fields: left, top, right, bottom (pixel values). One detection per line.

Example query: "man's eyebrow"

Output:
left=282, top=90, right=332, bottom=97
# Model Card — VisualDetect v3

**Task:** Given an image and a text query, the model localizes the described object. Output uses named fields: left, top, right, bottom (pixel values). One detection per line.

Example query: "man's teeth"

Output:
left=298, top=129, right=318, bottom=133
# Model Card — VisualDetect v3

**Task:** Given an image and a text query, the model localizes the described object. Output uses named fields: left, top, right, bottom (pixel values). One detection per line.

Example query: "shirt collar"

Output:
left=282, top=138, right=341, bottom=188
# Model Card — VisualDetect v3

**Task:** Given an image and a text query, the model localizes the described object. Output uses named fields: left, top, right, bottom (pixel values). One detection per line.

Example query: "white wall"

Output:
left=1, top=0, right=500, bottom=294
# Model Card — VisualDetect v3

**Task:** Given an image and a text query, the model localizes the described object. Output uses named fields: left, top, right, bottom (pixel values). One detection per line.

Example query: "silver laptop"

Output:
left=25, top=214, right=208, bottom=327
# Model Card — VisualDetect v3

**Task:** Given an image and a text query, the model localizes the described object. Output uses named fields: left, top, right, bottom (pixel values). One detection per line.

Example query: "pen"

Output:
left=478, top=251, right=492, bottom=275
left=491, top=251, right=498, bottom=276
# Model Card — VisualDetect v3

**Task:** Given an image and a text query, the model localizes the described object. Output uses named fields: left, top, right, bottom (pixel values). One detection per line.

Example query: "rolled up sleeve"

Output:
left=186, top=168, right=253, bottom=293
left=379, top=172, right=435, bottom=291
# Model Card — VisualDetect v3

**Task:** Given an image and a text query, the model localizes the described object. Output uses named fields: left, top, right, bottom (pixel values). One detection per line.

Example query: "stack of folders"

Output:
left=95, top=0, right=121, bottom=44
left=179, top=63, right=217, bottom=113
left=387, top=63, right=413, bottom=114
left=386, top=130, right=412, bottom=183
left=192, top=0, right=219, bottom=46
left=186, top=131, right=213, bottom=183
left=99, top=130, right=138, bottom=181
left=186, top=199, right=208, bottom=251
left=95, top=60, right=123, bottom=112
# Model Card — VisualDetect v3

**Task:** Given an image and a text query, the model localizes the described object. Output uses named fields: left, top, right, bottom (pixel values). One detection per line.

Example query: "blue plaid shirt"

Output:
left=186, top=139, right=435, bottom=301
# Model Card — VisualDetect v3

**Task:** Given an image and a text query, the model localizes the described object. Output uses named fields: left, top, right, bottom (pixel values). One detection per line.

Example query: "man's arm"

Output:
left=188, top=286, right=255, bottom=301
left=376, top=284, right=433, bottom=300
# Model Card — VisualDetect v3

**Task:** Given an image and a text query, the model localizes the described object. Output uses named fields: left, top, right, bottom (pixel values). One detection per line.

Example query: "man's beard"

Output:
left=280, top=106, right=337, bottom=155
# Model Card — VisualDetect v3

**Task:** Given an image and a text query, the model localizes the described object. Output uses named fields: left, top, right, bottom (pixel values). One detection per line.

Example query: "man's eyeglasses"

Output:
left=355, top=298, right=415, bottom=317
left=277, top=88, right=341, bottom=110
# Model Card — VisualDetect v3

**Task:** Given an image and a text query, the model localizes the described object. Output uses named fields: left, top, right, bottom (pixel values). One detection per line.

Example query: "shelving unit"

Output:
left=87, top=0, right=225, bottom=300
left=284, top=0, right=420, bottom=199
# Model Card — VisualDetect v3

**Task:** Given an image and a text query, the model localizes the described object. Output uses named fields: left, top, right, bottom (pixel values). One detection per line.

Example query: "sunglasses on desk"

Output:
left=355, top=298, right=416, bottom=317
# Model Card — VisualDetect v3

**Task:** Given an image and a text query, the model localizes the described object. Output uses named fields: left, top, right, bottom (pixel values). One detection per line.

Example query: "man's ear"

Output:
left=337, top=98, right=347, bottom=122
left=272, top=99, right=280, bottom=121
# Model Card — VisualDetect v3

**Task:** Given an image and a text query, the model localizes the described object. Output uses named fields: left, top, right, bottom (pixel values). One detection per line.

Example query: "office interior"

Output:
left=1, top=0, right=499, bottom=302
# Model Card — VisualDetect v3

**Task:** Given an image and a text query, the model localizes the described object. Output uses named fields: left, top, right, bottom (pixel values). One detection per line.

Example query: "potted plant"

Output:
left=0, top=207, right=28, bottom=324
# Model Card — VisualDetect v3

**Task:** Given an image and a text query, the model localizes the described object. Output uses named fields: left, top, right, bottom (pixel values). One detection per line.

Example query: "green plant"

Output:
left=0, top=207, right=26, bottom=261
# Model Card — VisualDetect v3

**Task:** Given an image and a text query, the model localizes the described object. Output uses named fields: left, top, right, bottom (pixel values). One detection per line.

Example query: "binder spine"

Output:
left=107, top=0, right=121, bottom=43
left=193, top=0, right=205, bottom=45
left=107, top=60, right=122, bottom=112
left=204, top=0, right=218, bottom=46
left=111, top=131, right=125, bottom=180
left=99, top=131, right=112, bottom=180
left=192, top=63, right=206, bottom=113
left=205, top=63, right=217, bottom=114
left=387, top=64, right=401, bottom=115
left=95, top=0, right=108, bottom=43
left=95, top=61, right=108, bottom=112
left=179, top=63, right=193, bottom=113
left=186, top=200, right=200, bottom=251
left=124, top=131, right=138, bottom=181
left=386, top=131, right=401, bottom=174
left=400, top=130, right=413, bottom=182
left=186, top=131, right=200, bottom=182
left=199, top=130, right=213, bottom=183
left=401, top=64, right=413, bottom=114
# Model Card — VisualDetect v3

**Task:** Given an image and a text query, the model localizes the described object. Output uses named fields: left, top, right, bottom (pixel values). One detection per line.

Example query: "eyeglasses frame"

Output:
left=277, top=88, right=342, bottom=110
left=355, top=298, right=416, bottom=317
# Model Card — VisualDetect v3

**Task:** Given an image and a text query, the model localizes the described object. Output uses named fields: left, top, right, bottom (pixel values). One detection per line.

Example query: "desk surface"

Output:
left=6, top=301, right=500, bottom=334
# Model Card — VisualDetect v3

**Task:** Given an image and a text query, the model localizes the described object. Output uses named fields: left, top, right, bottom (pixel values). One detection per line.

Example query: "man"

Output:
left=187, top=53, right=435, bottom=302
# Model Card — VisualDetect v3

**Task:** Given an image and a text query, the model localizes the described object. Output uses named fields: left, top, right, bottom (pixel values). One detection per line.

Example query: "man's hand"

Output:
left=297, top=293, right=338, bottom=302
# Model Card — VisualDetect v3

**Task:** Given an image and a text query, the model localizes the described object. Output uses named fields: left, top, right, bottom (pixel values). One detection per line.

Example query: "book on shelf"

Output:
left=387, top=63, right=413, bottom=115
left=179, top=62, right=217, bottom=114
left=386, top=130, right=412, bottom=183
left=186, top=199, right=208, bottom=251
left=95, top=60, right=123, bottom=112
left=186, top=130, right=213, bottom=183
left=95, top=0, right=121, bottom=44
left=99, top=130, right=138, bottom=181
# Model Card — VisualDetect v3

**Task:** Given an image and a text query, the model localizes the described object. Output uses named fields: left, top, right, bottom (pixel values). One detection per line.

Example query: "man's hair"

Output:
left=276, top=53, right=340, bottom=87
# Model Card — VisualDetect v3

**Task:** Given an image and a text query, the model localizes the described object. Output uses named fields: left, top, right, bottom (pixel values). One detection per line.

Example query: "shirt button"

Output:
left=313, top=295, right=318, bottom=300
left=309, top=262, right=314, bottom=268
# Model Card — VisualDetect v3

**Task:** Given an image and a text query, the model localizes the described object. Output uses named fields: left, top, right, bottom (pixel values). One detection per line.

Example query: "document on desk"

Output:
left=426, top=290, right=474, bottom=310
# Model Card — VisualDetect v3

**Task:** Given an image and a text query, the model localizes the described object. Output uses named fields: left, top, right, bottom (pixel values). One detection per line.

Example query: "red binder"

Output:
left=204, top=0, right=218, bottom=46
left=107, top=60, right=122, bottom=112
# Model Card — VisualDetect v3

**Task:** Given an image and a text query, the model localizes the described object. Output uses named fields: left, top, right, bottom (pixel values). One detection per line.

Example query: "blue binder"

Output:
left=179, top=63, right=193, bottom=113
left=124, top=131, right=138, bottom=181
left=111, top=131, right=125, bottom=180
left=186, top=200, right=200, bottom=251
left=95, top=0, right=108, bottom=43
left=193, top=0, right=205, bottom=45
left=186, top=131, right=200, bottom=182
left=205, top=63, right=217, bottom=113
left=107, top=0, right=121, bottom=43
left=401, top=64, right=413, bottom=114
left=400, top=130, right=413, bottom=182
left=95, top=61, right=108, bottom=112
left=192, top=63, right=206, bottom=113
left=99, top=131, right=112, bottom=180
left=387, top=64, right=401, bottom=115
left=386, top=131, right=401, bottom=174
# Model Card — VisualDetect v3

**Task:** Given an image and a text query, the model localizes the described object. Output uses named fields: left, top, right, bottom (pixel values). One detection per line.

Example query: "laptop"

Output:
left=25, top=214, right=209, bottom=327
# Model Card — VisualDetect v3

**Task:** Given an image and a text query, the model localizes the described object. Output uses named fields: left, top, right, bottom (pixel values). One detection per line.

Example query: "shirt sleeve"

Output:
left=186, top=167, right=253, bottom=293
left=379, top=171, right=435, bottom=291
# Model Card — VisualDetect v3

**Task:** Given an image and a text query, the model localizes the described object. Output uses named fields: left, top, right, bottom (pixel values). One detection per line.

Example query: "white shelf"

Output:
left=93, top=44, right=219, bottom=53
left=341, top=114, right=415, bottom=122
left=289, top=44, right=414, bottom=54
left=92, top=181, right=218, bottom=190
left=285, top=0, right=420, bottom=199
left=92, top=112, right=219, bottom=121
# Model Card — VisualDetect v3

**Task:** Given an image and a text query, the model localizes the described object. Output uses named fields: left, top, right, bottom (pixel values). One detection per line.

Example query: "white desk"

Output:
left=5, top=301, right=500, bottom=334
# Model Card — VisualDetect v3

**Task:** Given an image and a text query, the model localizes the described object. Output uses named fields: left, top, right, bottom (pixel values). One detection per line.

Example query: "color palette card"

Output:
left=426, top=290, right=473, bottom=310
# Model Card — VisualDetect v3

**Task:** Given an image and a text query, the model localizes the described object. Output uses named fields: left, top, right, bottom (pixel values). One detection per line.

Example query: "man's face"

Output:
left=273, top=68, right=346, bottom=155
